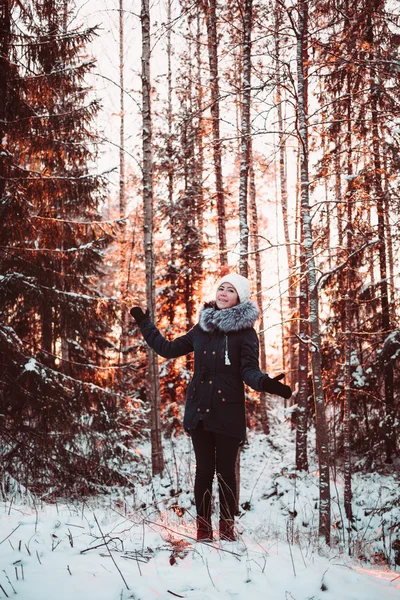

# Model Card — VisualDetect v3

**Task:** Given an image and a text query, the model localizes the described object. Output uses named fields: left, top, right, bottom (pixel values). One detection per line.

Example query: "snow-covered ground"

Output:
left=1, top=406, right=399, bottom=600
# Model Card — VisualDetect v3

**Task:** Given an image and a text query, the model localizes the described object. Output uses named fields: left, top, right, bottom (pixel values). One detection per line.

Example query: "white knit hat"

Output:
left=215, top=273, right=251, bottom=303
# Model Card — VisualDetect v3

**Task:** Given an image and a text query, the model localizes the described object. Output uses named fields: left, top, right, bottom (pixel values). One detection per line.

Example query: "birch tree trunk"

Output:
left=249, top=142, right=268, bottom=434
left=297, top=0, right=331, bottom=543
left=238, top=0, right=252, bottom=278
left=343, top=68, right=354, bottom=523
left=204, top=0, right=227, bottom=267
left=119, top=0, right=129, bottom=361
left=119, top=0, right=126, bottom=222
left=166, top=0, right=176, bottom=327
left=234, top=0, right=253, bottom=512
left=334, top=108, right=343, bottom=249
left=295, top=222, right=309, bottom=471
left=182, top=16, right=196, bottom=330
left=275, top=1, right=297, bottom=391
left=141, top=0, right=164, bottom=476
left=295, top=142, right=309, bottom=471
left=195, top=7, right=205, bottom=266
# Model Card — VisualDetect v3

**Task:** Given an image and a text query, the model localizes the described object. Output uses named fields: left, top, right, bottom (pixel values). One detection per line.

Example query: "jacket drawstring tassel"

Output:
left=224, top=334, right=231, bottom=365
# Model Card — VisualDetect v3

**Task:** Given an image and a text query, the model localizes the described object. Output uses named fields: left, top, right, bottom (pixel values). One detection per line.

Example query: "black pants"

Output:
left=190, top=421, right=241, bottom=522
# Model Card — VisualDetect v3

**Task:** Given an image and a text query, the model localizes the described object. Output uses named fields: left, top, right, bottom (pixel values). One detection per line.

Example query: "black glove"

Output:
left=261, top=373, right=292, bottom=399
left=130, top=306, right=150, bottom=325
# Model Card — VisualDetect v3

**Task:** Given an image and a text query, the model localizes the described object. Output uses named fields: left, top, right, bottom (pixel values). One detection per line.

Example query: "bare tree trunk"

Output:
left=204, top=0, right=227, bottom=267
left=41, top=299, right=53, bottom=364
left=0, top=0, right=10, bottom=203
left=166, top=0, right=177, bottom=327
left=238, top=0, right=252, bottom=278
left=275, top=1, right=297, bottom=392
left=295, top=223, right=309, bottom=471
left=60, top=0, right=70, bottom=374
left=195, top=7, right=205, bottom=276
left=119, top=0, right=126, bottom=222
left=343, top=69, right=353, bottom=524
left=297, top=0, right=331, bottom=543
left=119, top=0, right=129, bottom=361
left=275, top=188, right=286, bottom=396
left=141, top=0, right=164, bottom=476
left=323, top=175, right=331, bottom=269
left=249, top=143, right=268, bottom=434
left=295, top=144, right=309, bottom=470
left=382, top=152, right=395, bottom=307
left=234, top=1, right=253, bottom=512
left=334, top=127, right=344, bottom=250
left=182, top=17, right=196, bottom=330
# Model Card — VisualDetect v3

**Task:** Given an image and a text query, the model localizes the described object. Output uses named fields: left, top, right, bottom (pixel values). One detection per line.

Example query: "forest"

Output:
left=0, top=0, right=399, bottom=597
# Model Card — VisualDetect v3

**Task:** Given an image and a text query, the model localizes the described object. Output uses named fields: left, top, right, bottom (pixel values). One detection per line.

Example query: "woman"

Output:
left=130, top=273, right=292, bottom=542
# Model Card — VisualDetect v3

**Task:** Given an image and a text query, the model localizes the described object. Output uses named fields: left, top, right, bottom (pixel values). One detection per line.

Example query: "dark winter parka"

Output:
left=138, top=300, right=268, bottom=443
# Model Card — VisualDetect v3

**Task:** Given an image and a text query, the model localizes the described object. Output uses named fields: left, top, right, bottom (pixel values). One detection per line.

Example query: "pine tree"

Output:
left=313, top=0, right=400, bottom=466
left=0, top=0, right=119, bottom=493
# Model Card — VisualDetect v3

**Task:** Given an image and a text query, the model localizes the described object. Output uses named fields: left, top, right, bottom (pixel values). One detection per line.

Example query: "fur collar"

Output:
left=199, top=300, right=259, bottom=333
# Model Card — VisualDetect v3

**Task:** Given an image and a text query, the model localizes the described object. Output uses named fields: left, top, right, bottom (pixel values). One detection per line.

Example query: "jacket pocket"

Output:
left=218, top=376, right=244, bottom=403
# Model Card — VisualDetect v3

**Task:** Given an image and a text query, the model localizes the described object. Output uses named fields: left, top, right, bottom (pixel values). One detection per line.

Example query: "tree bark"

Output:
left=334, top=120, right=343, bottom=250
left=275, top=1, right=297, bottom=392
left=60, top=0, right=70, bottom=375
left=119, top=0, right=129, bottom=361
left=0, top=0, right=10, bottom=202
left=296, top=0, right=331, bottom=544
left=238, top=0, right=252, bottom=278
left=166, top=0, right=177, bottom=327
left=234, top=0, right=253, bottom=512
left=182, top=17, right=196, bottom=330
left=204, top=0, right=227, bottom=267
left=343, top=68, right=353, bottom=523
left=295, top=222, right=309, bottom=471
left=382, top=152, right=395, bottom=309
left=141, top=0, right=164, bottom=476
left=195, top=6, right=205, bottom=274
left=249, top=141, right=268, bottom=434
left=119, top=0, right=126, bottom=222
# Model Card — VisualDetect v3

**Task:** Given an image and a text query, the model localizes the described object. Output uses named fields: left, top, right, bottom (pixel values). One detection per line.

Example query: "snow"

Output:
left=2, top=503, right=398, bottom=600
left=1, top=406, right=399, bottom=600
left=23, top=358, right=40, bottom=373
left=352, top=364, right=365, bottom=388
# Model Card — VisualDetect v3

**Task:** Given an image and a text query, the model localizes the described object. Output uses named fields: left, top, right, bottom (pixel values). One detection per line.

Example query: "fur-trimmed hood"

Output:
left=199, top=300, right=259, bottom=333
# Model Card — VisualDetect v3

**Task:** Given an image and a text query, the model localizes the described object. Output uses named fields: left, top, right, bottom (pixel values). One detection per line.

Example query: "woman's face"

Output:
left=215, top=282, right=239, bottom=309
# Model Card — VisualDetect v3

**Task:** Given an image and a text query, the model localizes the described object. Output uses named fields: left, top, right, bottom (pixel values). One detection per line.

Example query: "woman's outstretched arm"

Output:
left=131, top=307, right=194, bottom=359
